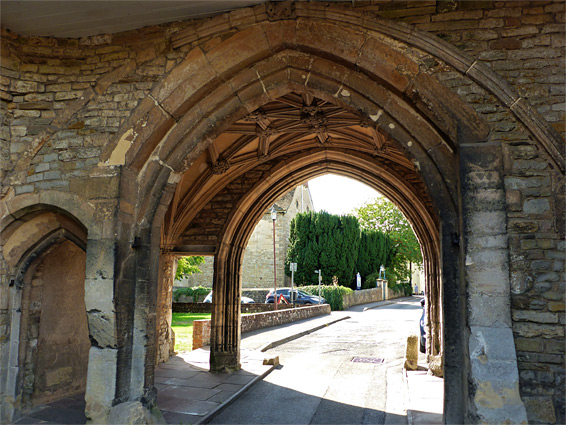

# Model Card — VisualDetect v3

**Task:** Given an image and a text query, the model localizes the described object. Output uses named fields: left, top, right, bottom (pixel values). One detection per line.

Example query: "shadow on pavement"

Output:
left=208, top=378, right=406, bottom=425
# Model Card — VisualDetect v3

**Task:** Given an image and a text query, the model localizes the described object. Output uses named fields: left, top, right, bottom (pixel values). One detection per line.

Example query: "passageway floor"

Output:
left=12, top=298, right=443, bottom=425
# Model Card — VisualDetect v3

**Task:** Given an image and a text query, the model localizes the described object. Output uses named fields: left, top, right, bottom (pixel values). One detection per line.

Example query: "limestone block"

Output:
left=85, top=239, right=115, bottom=281
left=84, top=278, right=115, bottom=315
left=523, top=198, right=551, bottom=215
left=427, top=354, right=443, bottom=378
left=512, top=310, right=559, bottom=324
left=263, top=356, right=279, bottom=366
left=468, top=326, right=528, bottom=424
left=404, top=335, right=418, bottom=371
left=470, top=326, right=521, bottom=364
left=513, top=322, right=564, bottom=338
left=85, top=347, right=117, bottom=422
left=468, top=293, right=512, bottom=327
left=107, top=401, right=158, bottom=425
left=523, top=397, right=557, bottom=424
left=467, top=211, right=507, bottom=236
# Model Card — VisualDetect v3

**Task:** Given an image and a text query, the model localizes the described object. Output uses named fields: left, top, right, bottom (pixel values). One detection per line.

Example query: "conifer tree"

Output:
left=285, top=211, right=389, bottom=287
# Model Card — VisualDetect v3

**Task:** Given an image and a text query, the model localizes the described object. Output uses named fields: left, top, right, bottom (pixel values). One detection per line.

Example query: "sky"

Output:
left=307, top=174, right=380, bottom=216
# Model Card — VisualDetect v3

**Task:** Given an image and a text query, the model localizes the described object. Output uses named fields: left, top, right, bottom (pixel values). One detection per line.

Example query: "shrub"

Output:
left=172, top=286, right=211, bottom=302
left=362, top=271, right=380, bottom=289
left=300, top=285, right=353, bottom=311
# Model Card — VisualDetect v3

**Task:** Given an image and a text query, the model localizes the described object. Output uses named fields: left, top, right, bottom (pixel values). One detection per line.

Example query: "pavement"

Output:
left=12, top=298, right=443, bottom=425
left=405, top=366, right=444, bottom=425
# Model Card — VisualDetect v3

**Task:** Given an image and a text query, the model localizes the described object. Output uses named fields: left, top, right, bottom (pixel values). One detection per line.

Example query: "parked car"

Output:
left=203, top=291, right=255, bottom=304
left=419, top=298, right=426, bottom=353
left=265, top=288, right=326, bottom=305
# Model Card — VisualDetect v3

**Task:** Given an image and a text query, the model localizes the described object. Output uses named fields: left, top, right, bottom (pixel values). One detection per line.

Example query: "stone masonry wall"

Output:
left=175, top=185, right=314, bottom=289
left=342, top=286, right=405, bottom=309
left=192, top=304, right=331, bottom=350
left=1, top=1, right=564, bottom=421
left=504, top=141, right=565, bottom=423
left=173, top=302, right=291, bottom=314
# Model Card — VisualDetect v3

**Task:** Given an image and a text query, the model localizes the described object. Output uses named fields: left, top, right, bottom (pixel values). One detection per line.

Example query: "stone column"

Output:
left=83, top=238, right=119, bottom=423
left=461, top=144, right=528, bottom=423
left=156, top=252, right=176, bottom=364
left=0, top=271, right=23, bottom=424
left=209, top=243, right=242, bottom=372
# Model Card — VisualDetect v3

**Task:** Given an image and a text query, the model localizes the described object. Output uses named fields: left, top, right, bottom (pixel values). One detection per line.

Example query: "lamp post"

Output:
left=315, top=269, right=322, bottom=304
left=271, top=206, right=278, bottom=310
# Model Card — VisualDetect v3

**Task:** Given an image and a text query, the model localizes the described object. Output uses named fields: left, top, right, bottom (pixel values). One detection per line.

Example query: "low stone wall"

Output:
left=192, top=304, right=331, bottom=350
left=342, top=287, right=405, bottom=309
left=172, top=302, right=293, bottom=314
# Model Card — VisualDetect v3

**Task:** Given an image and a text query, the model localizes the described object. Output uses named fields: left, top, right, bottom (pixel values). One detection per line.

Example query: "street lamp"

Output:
left=314, top=269, right=322, bottom=304
left=270, top=206, right=278, bottom=310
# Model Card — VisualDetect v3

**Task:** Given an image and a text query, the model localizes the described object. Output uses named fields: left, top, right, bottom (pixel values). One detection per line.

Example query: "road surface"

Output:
left=210, top=297, right=422, bottom=425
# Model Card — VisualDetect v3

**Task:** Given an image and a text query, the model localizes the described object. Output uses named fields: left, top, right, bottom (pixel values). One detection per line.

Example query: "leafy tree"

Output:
left=175, top=256, right=205, bottom=280
left=354, top=197, right=422, bottom=282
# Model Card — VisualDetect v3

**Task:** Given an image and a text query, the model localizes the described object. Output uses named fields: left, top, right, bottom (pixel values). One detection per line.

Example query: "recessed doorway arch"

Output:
left=137, top=85, right=463, bottom=419
left=110, top=11, right=541, bottom=423
left=0, top=207, right=90, bottom=420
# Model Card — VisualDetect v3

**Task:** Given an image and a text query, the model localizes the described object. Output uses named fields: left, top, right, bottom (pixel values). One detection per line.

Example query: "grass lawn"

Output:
left=171, top=312, right=211, bottom=353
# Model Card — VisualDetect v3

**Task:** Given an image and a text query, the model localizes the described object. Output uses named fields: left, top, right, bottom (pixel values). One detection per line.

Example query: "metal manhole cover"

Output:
left=351, top=356, right=384, bottom=364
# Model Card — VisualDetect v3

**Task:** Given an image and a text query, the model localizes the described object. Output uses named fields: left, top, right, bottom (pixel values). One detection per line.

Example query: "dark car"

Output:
left=203, top=291, right=255, bottom=304
left=266, top=288, right=326, bottom=305
left=419, top=298, right=426, bottom=353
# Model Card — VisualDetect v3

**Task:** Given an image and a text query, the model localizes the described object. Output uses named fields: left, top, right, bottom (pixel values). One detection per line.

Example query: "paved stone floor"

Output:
left=156, top=349, right=273, bottom=424
left=406, top=362, right=444, bottom=425
left=12, top=349, right=273, bottom=425
left=11, top=299, right=443, bottom=424
left=12, top=394, right=87, bottom=424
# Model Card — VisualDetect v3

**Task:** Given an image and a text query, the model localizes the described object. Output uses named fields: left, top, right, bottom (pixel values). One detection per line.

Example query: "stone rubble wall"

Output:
left=0, top=1, right=564, bottom=422
left=192, top=304, right=331, bottom=350
left=172, top=302, right=292, bottom=314
left=175, top=185, right=313, bottom=289
left=342, top=287, right=406, bottom=309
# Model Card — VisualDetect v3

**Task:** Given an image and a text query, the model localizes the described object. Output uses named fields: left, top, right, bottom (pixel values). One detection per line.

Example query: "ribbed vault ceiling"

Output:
left=162, top=92, right=426, bottom=251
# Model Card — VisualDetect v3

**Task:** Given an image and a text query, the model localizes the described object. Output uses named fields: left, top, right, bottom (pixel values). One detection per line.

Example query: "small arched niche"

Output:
left=1, top=208, right=90, bottom=413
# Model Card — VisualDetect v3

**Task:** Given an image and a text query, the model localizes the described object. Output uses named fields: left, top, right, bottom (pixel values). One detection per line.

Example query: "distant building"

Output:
left=176, top=184, right=314, bottom=289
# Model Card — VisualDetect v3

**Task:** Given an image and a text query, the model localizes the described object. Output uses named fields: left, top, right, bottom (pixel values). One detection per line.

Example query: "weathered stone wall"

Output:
left=504, top=142, right=565, bottom=423
left=342, top=286, right=405, bottom=309
left=175, top=256, right=214, bottom=288
left=172, top=302, right=291, bottom=314
left=349, top=1, right=565, bottom=138
left=18, top=241, right=89, bottom=408
left=175, top=185, right=314, bottom=289
left=192, top=304, right=331, bottom=350
left=1, top=1, right=564, bottom=422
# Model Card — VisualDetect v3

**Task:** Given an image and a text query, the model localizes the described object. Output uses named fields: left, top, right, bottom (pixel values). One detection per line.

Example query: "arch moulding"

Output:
left=108, top=6, right=535, bottom=424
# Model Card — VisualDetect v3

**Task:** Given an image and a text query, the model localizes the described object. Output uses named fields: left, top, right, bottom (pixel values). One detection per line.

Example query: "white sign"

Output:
left=290, top=262, right=297, bottom=272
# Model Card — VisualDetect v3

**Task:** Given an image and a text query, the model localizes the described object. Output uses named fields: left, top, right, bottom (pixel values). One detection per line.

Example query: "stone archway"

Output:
left=0, top=2, right=563, bottom=423
left=0, top=207, right=89, bottom=420
left=102, top=5, right=565, bottom=424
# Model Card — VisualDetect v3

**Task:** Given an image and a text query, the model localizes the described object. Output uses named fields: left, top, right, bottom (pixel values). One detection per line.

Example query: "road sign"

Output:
left=290, top=262, right=297, bottom=272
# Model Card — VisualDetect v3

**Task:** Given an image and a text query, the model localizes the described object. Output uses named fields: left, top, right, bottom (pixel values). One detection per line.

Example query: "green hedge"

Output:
left=172, top=286, right=211, bottom=302
left=300, top=285, right=353, bottom=311
left=388, top=281, right=413, bottom=296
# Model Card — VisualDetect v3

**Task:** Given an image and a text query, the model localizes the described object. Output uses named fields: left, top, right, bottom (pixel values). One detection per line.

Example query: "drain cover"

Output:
left=351, top=356, right=384, bottom=364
